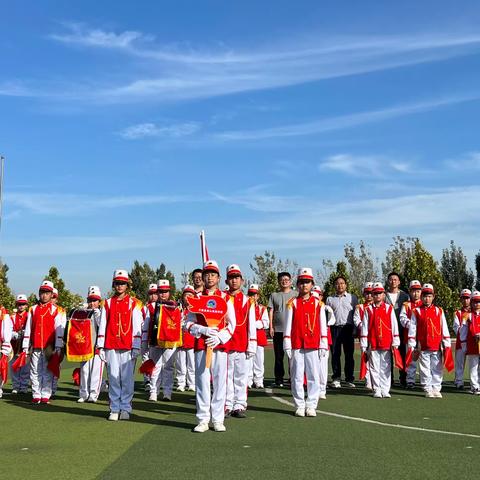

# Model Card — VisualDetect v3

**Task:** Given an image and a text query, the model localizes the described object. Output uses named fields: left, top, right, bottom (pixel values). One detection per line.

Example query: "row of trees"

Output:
left=1, top=238, right=479, bottom=322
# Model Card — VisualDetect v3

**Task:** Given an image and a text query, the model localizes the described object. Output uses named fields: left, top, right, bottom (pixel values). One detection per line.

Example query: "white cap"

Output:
left=372, top=282, right=385, bottom=293
left=203, top=260, right=220, bottom=274
left=16, top=294, right=28, bottom=304
left=148, top=283, right=158, bottom=294
left=422, top=283, right=434, bottom=294
left=52, top=287, right=59, bottom=297
left=182, top=284, right=196, bottom=295
left=87, top=285, right=101, bottom=301
left=39, top=280, right=54, bottom=292
left=312, top=285, right=323, bottom=293
left=470, top=291, right=480, bottom=301
left=226, top=264, right=242, bottom=278
left=113, top=269, right=129, bottom=282
left=461, top=288, right=472, bottom=298
left=409, top=280, right=422, bottom=290
left=297, top=267, right=314, bottom=281
left=157, top=279, right=170, bottom=291
left=363, top=282, right=373, bottom=292
left=248, top=284, right=259, bottom=294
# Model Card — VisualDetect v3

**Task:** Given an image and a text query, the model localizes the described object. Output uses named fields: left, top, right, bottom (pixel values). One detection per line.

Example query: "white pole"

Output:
left=0, top=155, right=4, bottom=246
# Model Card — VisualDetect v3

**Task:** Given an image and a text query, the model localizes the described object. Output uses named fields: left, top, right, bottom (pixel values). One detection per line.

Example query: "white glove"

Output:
left=131, top=348, right=140, bottom=360
left=98, top=348, right=106, bottom=362
left=23, top=347, right=29, bottom=355
left=319, top=349, right=327, bottom=358
left=285, top=348, right=292, bottom=360
left=11, top=331, right=19, bottom=340
left=198, top=326, right=218, bottom=336
left=1, top=347, right=9, bottom=356
left=205, top=335, right=221, bottom=348
left=327, top=318, right=336, bottom=326
left=361, top=347, right=367, bottom=354
left=255, top=320, right=263, bottom=329
left=246, top=350, right=255, bottom=360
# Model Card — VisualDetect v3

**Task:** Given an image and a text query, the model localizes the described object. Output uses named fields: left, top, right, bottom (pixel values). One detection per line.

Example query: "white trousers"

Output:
left=10, top=356, right=30, bottom=391
left=418, top=351, right=443, bottom=392
left=406, top=359, right=417, bottom=384
left=194, top=349, right=228, bottom=424
left=454, top=348, right=466, bottom=386
left=150, top=347, right=176, bottom=396
left=79, top=354, right=104, bottom=401
left=467, top=355, right=480, bottom=390
left=176, top=348, right=195, bottom=388
left=248, top=346, right=265, bottom=387
left=30, top=350, right=54, bottom=400
left=105, top=349, right=136, bottom=413
left=319, top=350, right=329, bottom=394
left=369, top=350, right=392, bottom=395
left=290, top=349, right=320, bottom=409
left=226, top=351, right=249, bottom=411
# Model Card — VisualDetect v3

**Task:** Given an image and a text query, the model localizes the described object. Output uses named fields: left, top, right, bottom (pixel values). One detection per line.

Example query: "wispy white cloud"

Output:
left=444, top=151, right=480, bottom=170
left=119, top=121, right=201, bottom=140
left=213, top=95, right=479, bottom=141
left=4, top=25, right=480, bottom=103
left=318, top=153, right=413, bottom=177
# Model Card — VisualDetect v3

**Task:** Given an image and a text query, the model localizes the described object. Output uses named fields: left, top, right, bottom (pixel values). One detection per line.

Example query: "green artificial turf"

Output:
left=0, top=349, right=478, bottom=480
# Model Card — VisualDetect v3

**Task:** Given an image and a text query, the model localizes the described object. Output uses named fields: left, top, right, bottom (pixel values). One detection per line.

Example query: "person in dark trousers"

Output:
left=384, top=272, right=410, bottom=386
left=326, top=276, right=358, bottom=388
left=268, top=272, right=296, bottom=387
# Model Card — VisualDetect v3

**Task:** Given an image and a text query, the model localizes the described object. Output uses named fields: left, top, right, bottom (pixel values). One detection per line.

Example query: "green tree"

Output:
left=44, top=266, right=83, bottom=312
left=344, top=241, right=378, bottom=295
left=323, top=261, right=352, bottom=297
left=475, top=251, right=480, bottom=291
left=440, top=241, right=474, bottom=294
left=129, top=261, right=157, bottom=303
left=0, top=262, right=15, bottom=310
left=403, top=239, right=457, bottom=326
left=258, top=270, right=278, bottom=306
left=382, top=236, right=418, bottom=283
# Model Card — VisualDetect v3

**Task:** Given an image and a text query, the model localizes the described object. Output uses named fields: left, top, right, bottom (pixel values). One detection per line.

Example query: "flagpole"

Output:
left=0, top=155, right=4, bottom=260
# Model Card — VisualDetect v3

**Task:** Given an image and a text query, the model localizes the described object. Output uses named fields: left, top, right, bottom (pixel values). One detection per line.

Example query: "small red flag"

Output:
left=0, top=355, right=8, bottom=384
left=72, top=367, right=81, bottom=386
left=47, top=352, right=62, bottom=378
left=392, top=348, right=404, bottom=371
left=139, top=359, right=155, bottom=376
left=443, top=346, right=454, bottom=372
left=359, top=351, right=368, bottom=380
left=404, top=348, right=414, bottom=370
left=12, top=351, right=28, bottom=371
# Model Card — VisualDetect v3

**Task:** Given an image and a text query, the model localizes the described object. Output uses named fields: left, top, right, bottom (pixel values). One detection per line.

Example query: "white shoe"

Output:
left=213, top=422, right=226, bottom=432
left=425, top=391, right=435, bottom=398
left=373, top=390, right=382, bottom=398
left=193, top=422, right=209, bottom=433
left=331, top=380, right=341, bottom=389
left=77, top=397, right=86, bottom=403
left=432, top=390, right=442, bottom=398
left=319, top=393, right=326, bottom=400
left=345, top=382, right=356, bottom=388
left=108, top=412, right=119, bottom=421
left=306, top=408, right=317, bottom=417
left=87, top=396, right=97, bottom=403
left=176, top=386, right=185, bottom=392
left=149, top=393, right=157, bottom=402
left=295, top=408, right=305, bottom=417
left=11, top=389, right=18, bottom=394
left=187, top=386, right=196, bottom=392
left=119, top=411, right=130, bottom=420
left=382, top=392, right=391, bottom=398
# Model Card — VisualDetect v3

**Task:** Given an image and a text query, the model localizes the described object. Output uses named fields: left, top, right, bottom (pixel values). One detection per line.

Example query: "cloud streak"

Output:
left=119, top=121, right=201, bottom=140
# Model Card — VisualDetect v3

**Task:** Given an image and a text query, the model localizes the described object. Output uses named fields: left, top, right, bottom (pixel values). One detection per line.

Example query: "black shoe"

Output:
left=232, top=409, right=246, bottom=418
left=273, top=381, right=284, bottom=388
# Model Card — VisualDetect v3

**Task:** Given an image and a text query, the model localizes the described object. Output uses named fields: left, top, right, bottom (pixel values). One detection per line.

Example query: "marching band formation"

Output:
left=1, top=261, right=480, bottom=432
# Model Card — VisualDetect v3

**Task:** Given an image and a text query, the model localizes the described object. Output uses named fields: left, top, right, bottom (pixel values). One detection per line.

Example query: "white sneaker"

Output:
left=432, top=390, right=442, bottom=398
left=87, top=396, right=97, bottom=403
left=77, top=397, right=86, bottom=403
left=213, top=422, right=226, bottom=432
left=294, top=408, right=305, bottom=417
left=187, top=386, right=196, bottom=392
left=345, top=382, right=356, bottom=388
left=373, top=390, right=382, bottom=398
left=319, top=393, right=327, bottom=400
left=108, top=412, right=119, bottom=421
left=475, top=389, right=480, bottom=396
left=331, top=380, right=341, bottom=389
left=425, top=391, right=435, bottom=398
left=193, top=422, right=209, bottom=433
left=306, top=408, right=317, bottom=417
left=149, top=393, right=157, bottom=402
left=119, top=411, right=130, bottom=420
left=176, top=386, right=185, bottom=392
left=382, top=392, right=391, bottom=398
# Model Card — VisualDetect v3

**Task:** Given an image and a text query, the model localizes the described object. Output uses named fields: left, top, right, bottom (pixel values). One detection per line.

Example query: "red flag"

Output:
left=392, top=348, right=404, bottom=371
left=47, top=352, right=62, bottom=378
left=0, top=355, right=8, bottom=384
left=139, top=359, right=155, bottom=376
left=404, top=348, right=414, bottom=370
left=66, top=310, right=94, bottom=362
left=359, top=351, right=368, bottom=380
left=12, top=351, right=28, bottom=371
left=72, top=368, right=81, bottom=386
left=443, top=346, right=454, bottom=372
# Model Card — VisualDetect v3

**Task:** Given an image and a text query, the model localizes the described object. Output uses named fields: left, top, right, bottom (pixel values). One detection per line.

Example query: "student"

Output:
left=22, top=280, right=64, bottom=404
left=360, top=282, right=399, bottom=398
left=284, top=268, right=328, bottom=417
left=453, top=289, right=471, bottom=390
left=10, top=294, right=29, bottom=394
left=460, top=291, right=480, bottom=395
left=97, top=270, right=143, bottom=421
left=184, top=260, right=236, bottom=433
left=0, top=303, right=13, bottom=398
left=408, top=284, right=451, bottom=398
left=141, top=283, right=159, bottom=392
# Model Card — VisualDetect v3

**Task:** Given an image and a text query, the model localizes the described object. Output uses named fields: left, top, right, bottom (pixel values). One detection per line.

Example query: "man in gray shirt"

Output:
left=268, top=272, right=296, bottom=387
left=326, top=276, right=358, bottom=388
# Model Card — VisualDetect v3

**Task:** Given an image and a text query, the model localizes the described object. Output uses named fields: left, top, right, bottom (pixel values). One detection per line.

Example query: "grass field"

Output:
left=1, top=348, right=478, bottom=480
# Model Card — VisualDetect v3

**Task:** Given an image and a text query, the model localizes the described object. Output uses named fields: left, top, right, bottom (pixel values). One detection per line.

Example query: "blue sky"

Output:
left=2, top=0, right=480, bottom=296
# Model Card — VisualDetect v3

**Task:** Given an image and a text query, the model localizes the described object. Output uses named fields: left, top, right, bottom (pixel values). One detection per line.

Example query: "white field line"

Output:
left=264, top=388, right=480, bottom=439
